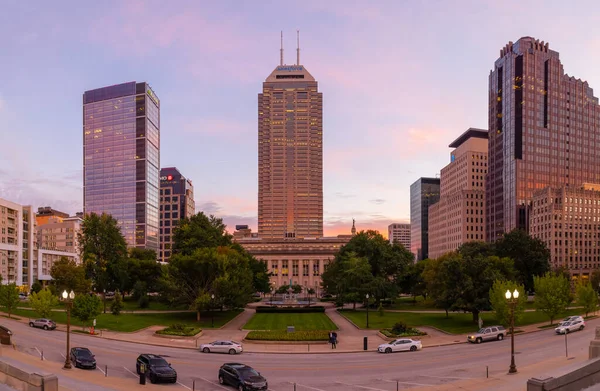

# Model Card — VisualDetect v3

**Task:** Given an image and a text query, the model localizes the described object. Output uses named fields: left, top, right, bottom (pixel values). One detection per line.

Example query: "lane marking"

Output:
left=420, top=374, right=474, bottom=380
left=379, top=378, right=434, bottom=386
left=96, top=366, right=106, bottom=375
left=35, top=347, right=44, bottom=360
left=123, top=367, right=138, bottom=378
left=177, top=381, right=192, bottom=390
left=289, top=383, right=327, bottom=391
left=336, top=382, right=388, bottom=391
left=193, top=377, right=229, bottom=390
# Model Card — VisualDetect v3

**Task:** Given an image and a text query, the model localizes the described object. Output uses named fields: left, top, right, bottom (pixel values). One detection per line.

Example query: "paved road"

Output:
left=3, top=316, right=598, bottom=391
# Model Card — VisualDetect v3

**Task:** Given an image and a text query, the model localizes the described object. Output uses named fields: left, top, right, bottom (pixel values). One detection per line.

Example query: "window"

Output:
left=282, top=260, right=289, bottom=276
left=292, top=260, right=299, bottom=276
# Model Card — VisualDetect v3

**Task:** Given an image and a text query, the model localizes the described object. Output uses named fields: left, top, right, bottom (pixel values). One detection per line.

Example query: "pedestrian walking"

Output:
left=329, top=331, right=335, bottom=349
left=332, top=331, right=338, bottom=349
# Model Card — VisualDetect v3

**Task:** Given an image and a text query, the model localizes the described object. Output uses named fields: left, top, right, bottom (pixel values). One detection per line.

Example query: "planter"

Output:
left=242, top=339, right=328, bottom=345
left=154, top=331, right=202, bottom=339
left=378, top=329, right=429, bottom=341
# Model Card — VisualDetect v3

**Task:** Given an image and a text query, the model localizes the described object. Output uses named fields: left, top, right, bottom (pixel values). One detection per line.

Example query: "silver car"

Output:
left=28, top=318, right=56, bottom=330
left=558, top=316, right=584, bottom=326
left=467, top=326, right=506, bottom=344
left=200, top=340, right=243, bottom=355
left=555, top=319, right=585, bottom=334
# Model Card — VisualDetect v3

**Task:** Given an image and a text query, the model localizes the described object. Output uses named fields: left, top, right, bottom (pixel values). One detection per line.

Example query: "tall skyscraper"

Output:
left=159, top=167, right=195, bottom=262
left=428, top=128, right=488, bottom=259
left=410, top=178, right=440, bottom=261
left=258, top=34, right=323, bottom=239
left=487, top=37, right=600, bottom=241
left=83, top=82, right=160, bottom=251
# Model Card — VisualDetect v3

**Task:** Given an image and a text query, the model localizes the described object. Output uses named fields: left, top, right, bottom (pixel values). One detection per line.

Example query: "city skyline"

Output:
left=3, top=1, right=600, bottom=237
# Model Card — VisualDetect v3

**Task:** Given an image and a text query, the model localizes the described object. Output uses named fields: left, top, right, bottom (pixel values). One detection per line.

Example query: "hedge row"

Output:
left=156, top=326, right=202, bottom=336
left=380, top=328, right=427, bottom=338
left=245, top=330, right=329, bottom=341
left=256, top=306, right=326, bottom=313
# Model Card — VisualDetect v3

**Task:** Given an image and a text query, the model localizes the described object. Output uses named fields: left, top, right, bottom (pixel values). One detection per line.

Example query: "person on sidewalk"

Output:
left=329, top=331, right=336, bottom=349
left=332, top=331, right=338, bottom=349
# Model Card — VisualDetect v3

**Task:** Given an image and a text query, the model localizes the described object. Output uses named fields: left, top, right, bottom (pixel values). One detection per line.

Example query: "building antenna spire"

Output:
left=280, top=31, right=284, bottom=66
left=296, top=30, right=300, bottom=65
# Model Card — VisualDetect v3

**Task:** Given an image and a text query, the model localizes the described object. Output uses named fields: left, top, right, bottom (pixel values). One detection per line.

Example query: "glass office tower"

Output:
left=83, top=82, right=160, bottom=252
left=410, top=177, right=440, bottom=261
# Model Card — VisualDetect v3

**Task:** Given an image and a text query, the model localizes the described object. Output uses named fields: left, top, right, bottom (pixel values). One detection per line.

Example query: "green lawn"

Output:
left=244, top=313, right=338, bottom=331
left=17, top=297, right=187, bottom=312
left=339, top=308, right=585, bottom=335
left=7, top=308, right=242, bottom=332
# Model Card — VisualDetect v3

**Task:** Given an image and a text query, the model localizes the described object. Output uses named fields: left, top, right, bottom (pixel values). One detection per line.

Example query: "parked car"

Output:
left=28, top=319, right=56, bottom=330
left=135, top=354, right=177, bottom=384
left=200, top=340, right=243, bottom=355
left=18, top=293, right=28, bottom=301
left=70, top=347, right=96, bottom=369
left=218, top=363, right=268, bottom=391
left=377, top=339, right=422, bottom=353
left=558, top=316, right=584, bottom=326
left=467, top=326, right=507, bottom=344
left=555, top=319, right=585, bottom=334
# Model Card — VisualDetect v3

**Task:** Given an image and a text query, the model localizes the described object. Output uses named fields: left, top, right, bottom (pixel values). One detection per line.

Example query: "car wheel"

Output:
left=43, top=325, right=49, bottom=330
left=566, top=329, right=570, bottom=334
left=219, top=375, right=225, bottom=385
left=149, top=374, right=156, bottom=384
left=229, top=349, right=236, bottom=355
left=385, top=347, right=392, bottom=353
left=580, top=326, right=585, bottom=331
left=410, top=345, right=417, bottom=352
left=202, top=347, right=210, bottom=353
left=497, top=334, right=504, bottom=341
left=476, top=337, right=482, bottom=344
left=238, top=384, right=245, bottom=391
left=29, top=322, right=34, bottom=327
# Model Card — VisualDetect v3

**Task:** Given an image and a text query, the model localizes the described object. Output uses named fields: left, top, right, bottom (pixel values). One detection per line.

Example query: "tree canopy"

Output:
left=533, top=272, right=571, bottom=325
left=172, top=213, right=232, bottom=255
left=50, top=257, right=91, bottom=294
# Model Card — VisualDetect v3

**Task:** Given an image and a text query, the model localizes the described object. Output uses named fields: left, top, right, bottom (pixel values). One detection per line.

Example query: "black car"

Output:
left=136, top=354, right=177, bottom=384
left=70, top=347, right=96, bottom=369
left=218, top=363, right=268, bottom=391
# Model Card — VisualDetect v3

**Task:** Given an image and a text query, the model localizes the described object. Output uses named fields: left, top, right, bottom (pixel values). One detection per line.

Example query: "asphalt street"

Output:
left=3, top=316, right=598, bottom=391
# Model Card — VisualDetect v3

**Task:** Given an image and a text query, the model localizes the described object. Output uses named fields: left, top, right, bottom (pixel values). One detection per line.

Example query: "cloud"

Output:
left=369, top=198, right=386, bottom=205
left=197, top=201, right=222, bottom=215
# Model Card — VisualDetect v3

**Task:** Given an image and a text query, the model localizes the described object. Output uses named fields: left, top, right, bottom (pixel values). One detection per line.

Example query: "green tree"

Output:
left=50, top=257, right=91, bottom=294
left=576, top=281, right=598, bottom=317
left=495, top=229, right=551, bottom=293
left=0, top=283, right=20, bottom=318
left=31, top=281, right=42, bottom=294
left=591, top=269, right=600, bottom=293
left=29, top=288, right=59, bottom=318
left=125, top=251, right=162, bottom=294
left=327, top=230, right=413, bottom=306
left=399, top=260, right=428, bottom=301
left=243, top=249, right=272, bottom=294
left=128, top=248, right=157, bottom=261
left=534, top=273, right=571, bottom=325
left=78, top=213, right=128, bottom=303
left=72, top=294, right=102, bottom=329
left=423, top=256, right=458, bottom=317
left=111, top=291, right=124, bottom=315
left=489, top=280, right=526, bottom=326
left=172, top=213, right=232, bottom=256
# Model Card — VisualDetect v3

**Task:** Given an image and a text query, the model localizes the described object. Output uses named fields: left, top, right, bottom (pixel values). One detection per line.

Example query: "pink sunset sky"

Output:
left=2, top=0, right=600, bottom=237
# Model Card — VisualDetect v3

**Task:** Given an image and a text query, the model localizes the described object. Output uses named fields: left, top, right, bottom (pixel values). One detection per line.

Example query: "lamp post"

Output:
left=62, top=290, right=75, bottom=369
left=211, top=294, right=215, bottom=328
left=505, top=289, right=519, bottom=374
left=366, top=293, right=370, bottom=329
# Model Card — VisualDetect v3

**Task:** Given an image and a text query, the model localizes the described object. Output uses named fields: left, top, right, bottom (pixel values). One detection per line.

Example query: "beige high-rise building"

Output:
left=531, top=183, right=600, bottom=278
left=36, top=216, right=81, bottom=253
left=0, top=198, right=35, bottom=286
left=428, top=128, right=488, bottom=259
left=388, top=223, right=411, bottom=250
left=258, top=38, right=323, bottom=239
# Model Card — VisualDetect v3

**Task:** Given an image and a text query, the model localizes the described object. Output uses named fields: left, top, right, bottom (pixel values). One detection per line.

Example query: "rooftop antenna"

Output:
left=296, top=30, right=300, bottom=65
left=280, top=31, right=284, bottom=66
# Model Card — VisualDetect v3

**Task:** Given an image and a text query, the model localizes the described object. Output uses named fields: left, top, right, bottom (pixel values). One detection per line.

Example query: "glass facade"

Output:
left=410, top=178, right=440, bottom=261
left=83, top=82, right=160, bottom=251
left=487, top=37, right=600, bottom=241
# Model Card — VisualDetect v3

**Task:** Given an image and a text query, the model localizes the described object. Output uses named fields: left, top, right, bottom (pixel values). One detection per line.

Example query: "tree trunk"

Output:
left=197, top=310, right=201, bottom=322
left=103, top=292, right=106, bottom=314
left=472, top=310, right=479, bottom=324
left=353, top=302, right=356, bottom=310
left=445, top=309, right=448, bottom=318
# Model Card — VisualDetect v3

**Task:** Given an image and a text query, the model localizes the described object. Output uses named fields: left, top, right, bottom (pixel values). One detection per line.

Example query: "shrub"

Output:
left=156, top=325, right=202, bottom=336
left=380, top=328, right=426, bottom=338
left=111, top=291, right=124, bottom=315
left=378, top=304, right=384, bottom=317
left=255, top=306, right=325, bottom=313
left=392, top=322, right=408, bottom=335
left=138, top=295, right=149, bottom=309
left=245, top=330, right=329, bottom=341
left=170, top=323, right=186, bottom=331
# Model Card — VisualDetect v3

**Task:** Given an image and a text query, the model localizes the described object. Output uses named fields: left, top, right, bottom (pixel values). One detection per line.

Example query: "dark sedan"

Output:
left=219, top=363, right=268, bottom=391
left=70, top=347, right=96, bottom=369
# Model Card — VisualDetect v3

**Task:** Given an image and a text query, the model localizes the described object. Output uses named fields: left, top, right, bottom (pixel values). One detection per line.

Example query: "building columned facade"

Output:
left=388, top=223, right=411, bottom=251
left=159, top=167, right=195, bottom=262
left=410, top=178, right=440, bottom=261
left=428, top=128, right=488, bottom=259
left=83, top=81, right=160, bottom=251
left=258, top=59, right=323, bottom=239
left=487, top=37, right=600, bottom=241
left=530, top=183, right=600, bottom=278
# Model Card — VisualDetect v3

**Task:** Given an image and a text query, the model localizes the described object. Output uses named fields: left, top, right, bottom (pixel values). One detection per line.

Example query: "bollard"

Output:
left=397, top=380, right=399, bottom=391
left=294, top=382, right=297, bottom=391
left=308, top=344, right=310, bottom=352
left=139, top=372, right=146, bottom=385
left=193, top=379, right=195, bottom=391
left=486, top=366, right=488, bottom=378
left=41, top=350, right=43, bottom=361
left=363, top=336, right=368, bottom=351
left=105, top=365, right=107, bottom=377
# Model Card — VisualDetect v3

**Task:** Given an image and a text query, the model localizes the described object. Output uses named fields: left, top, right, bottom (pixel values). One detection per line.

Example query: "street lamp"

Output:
left=505, top=289, right=519, bottom=374
left=211, top=294, right=215, bottom=328
left=366, top=293, right=370, bottom=329
left=62, top=290, right=75, bottom=369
